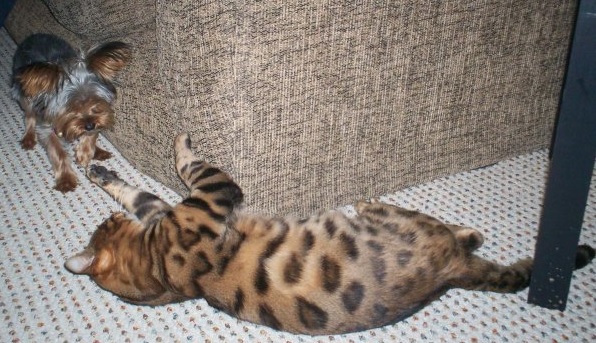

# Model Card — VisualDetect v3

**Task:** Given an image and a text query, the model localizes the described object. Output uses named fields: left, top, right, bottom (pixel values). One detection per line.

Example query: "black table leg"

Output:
left=527, top=0, right=596, bottom=310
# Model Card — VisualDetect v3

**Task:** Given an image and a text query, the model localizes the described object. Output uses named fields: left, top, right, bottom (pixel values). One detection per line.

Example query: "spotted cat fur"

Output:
left=65, top=133, right=595, bottom=335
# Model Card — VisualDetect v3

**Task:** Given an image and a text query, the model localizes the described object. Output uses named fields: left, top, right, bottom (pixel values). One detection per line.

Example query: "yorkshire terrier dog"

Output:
left=12, top=33, right=131, bottom=192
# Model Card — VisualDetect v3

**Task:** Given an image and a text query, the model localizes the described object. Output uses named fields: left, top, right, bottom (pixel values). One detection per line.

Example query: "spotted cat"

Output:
left=65, top=133, right=595, bottom=335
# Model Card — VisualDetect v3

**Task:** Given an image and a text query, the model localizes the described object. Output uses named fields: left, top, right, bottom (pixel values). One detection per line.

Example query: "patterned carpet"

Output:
left=1, top=28, right=594, bottom=343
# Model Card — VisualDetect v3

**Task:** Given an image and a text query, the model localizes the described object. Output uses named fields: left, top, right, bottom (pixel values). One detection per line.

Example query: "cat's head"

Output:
left=65, top=212, right=183, bottom=305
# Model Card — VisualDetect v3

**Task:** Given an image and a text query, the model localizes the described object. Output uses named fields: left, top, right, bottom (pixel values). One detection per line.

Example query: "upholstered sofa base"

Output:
left=5, top=0, right=575, bottom=215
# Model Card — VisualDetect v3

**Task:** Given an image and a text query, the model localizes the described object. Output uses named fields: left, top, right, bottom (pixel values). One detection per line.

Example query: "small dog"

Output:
left=12, top=33, right=131, bottom=192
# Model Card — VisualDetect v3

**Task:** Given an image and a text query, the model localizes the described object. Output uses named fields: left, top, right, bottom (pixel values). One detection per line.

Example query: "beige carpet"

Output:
left=0, top=28, right=594, bottom=343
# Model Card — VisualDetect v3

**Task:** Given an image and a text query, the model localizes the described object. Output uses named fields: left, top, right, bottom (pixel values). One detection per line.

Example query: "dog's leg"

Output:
left=93, top=138, right=112, bottom=161
left=74, top=133, right=96, bottom=167
left=46, top=133, right=78, bottom=192
left=75, top=133, right=113, bottom=167
left=20, top=100, right=37, bottom=150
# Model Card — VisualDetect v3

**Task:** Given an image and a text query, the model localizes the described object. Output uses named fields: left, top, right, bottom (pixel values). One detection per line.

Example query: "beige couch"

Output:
left=5, top=0, right=576, bottom=216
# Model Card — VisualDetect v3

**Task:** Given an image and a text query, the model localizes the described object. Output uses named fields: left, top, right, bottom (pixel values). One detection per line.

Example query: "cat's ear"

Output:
left=65, top=250, right=95, bottom=275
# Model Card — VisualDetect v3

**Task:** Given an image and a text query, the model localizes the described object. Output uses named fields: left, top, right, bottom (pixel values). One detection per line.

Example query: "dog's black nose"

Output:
left=85, top=122, right=96, bottom=131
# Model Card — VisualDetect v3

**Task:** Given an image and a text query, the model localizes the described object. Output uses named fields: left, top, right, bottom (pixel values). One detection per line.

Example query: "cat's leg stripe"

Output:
left=191, top=167, right=219, bottom=182
left=196, top=181, right=238, bottom=194
left=255, top=228, right=288, bottom=294
left=198, top=224, right=219, bottom=240
left=181, top=197, right=225, bottom=222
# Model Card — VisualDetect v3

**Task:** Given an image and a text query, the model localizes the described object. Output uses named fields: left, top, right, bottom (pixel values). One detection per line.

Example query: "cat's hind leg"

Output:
left=354, top=200, right=431, bottom=232
left=87, top=165, right=172, bottom=225
left=355, top=200, right=484, bottom=252
left=454, top=245, right=594, bottom=293
left=174, top=133, right=243, bottom=209
left=355, top=200, right=427, bottom=222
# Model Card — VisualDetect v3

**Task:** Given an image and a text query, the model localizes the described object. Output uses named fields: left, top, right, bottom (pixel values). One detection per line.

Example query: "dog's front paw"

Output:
left=93, top=147, right=112, bottom=161
left=55, top=174, right=78, bottom=193
left=20, top=134, right=36, bottom=150
left=87, top=164, right=120, bottom=186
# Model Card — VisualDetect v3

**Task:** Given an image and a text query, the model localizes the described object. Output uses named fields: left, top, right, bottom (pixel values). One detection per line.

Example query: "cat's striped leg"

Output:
left=355, top=200, right=484, bottom=251
left=452, top=245, right=593, bottom=293
left=354, top=200, right=422, bottom=224
left=173, top=133, right=243, bottom=216
left=87, top=165, right=172, bottom=225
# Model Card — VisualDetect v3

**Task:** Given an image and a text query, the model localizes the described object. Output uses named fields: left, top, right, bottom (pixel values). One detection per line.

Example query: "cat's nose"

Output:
left=85, top=122, right=96, bottom=131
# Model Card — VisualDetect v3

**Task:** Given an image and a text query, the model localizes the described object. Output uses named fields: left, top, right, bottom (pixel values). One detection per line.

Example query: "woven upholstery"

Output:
left=5, top=0, right=576, bottom=215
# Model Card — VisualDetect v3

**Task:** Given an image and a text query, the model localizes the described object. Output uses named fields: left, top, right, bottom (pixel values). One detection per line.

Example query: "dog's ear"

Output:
left=15, top=63, right=63, bottom=97
left=86, top=41, right=132, bottom=81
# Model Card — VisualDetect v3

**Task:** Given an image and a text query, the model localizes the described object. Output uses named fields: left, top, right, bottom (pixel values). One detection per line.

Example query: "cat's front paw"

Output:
left=87, top=164, right=120, bottom=186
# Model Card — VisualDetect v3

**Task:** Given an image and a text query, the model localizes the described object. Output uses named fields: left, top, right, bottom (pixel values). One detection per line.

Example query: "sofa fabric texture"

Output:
left=5, top=0, right=576, bottom=215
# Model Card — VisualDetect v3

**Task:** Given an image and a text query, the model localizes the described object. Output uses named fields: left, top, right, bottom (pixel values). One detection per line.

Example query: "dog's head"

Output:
left=14, top=40, right=132, bottom=140
left=51, top=94, right=116, bottom=141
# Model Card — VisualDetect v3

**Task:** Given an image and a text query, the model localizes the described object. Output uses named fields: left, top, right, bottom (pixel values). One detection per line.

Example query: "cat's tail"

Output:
left=451, top=244, right=594, bottom=293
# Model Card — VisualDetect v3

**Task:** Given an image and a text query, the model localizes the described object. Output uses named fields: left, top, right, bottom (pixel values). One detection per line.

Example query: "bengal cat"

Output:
left=65, top=133, right=595, bottom=335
